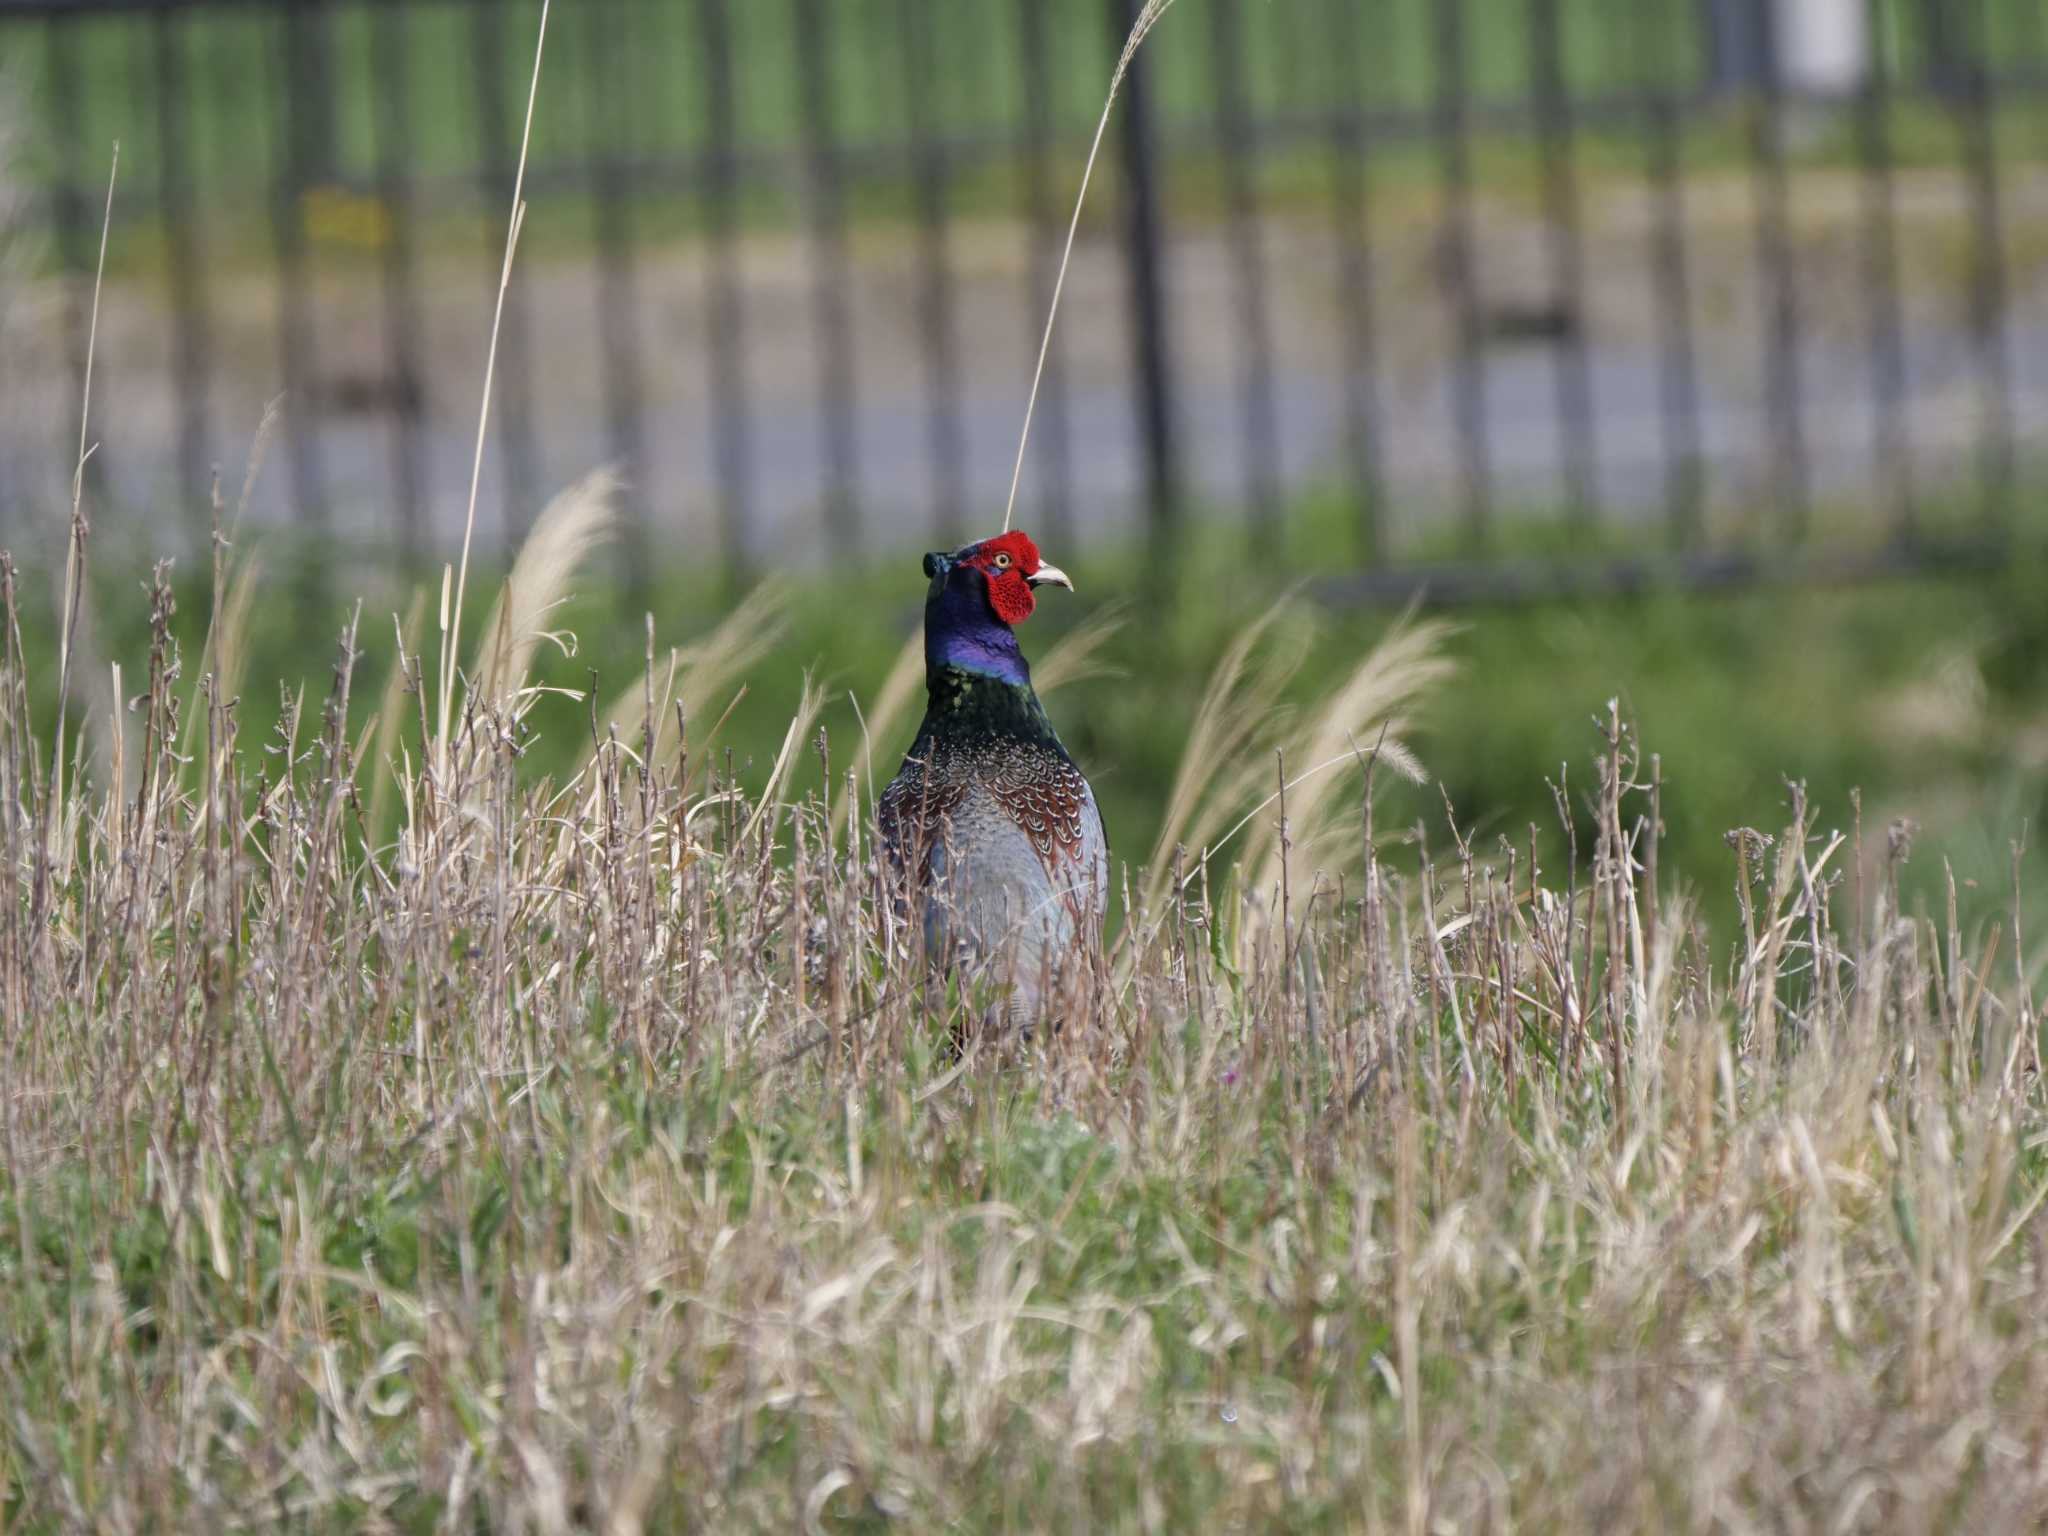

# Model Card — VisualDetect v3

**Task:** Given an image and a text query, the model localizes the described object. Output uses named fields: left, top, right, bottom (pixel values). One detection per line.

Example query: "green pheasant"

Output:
left=878, top=531, right=1107, bottom=1030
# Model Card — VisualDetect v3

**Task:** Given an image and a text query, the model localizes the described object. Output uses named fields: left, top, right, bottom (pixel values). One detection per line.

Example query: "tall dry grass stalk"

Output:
left=40, top=142, right=113, bottom=898
left=1240, top=615, right=1451, bottom=898
left=1135, top=599, right=1440, bottom=926
left=437, top=0, right=551, bottom=775
left=1003, top=0, right=1182, bottom=533
left=473, top=467, right=620, bottom=708
left=1142, top=594, right=1302, bottom=897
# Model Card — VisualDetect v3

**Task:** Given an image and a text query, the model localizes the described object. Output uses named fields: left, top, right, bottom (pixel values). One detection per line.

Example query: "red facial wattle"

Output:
left=961, top=531, right=1045, bottom=626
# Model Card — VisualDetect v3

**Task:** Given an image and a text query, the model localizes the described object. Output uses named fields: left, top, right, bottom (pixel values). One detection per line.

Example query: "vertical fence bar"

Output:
left=585, top=0, right=651, bottom=602
left=1919, top=0, right=1964, bottom=95
left=1702, top=0, right=1762, bottom=91
left=1322, top=0, right=1385, bottom=561
left=470, top=0, right=541, bottom=543
left=899, top=0, right=967, bottom=543
left=153, top=7, right=211, bottom=537
left=793, top=0, right=860, bottom=556
left=694, top=0, right=751, bottom=580
left=1529, top=0, right=1599, bottom=527
left=1644, top=0, right=1702, bottom=543
left=1954, top=0, right=2012, bottom=531
left=1015, top=0, right=1075, bottom=548
left=272, top=1, right=328, bottom=574
left=1857, top=0, right=1913, bottom=542
left=285, top=0, right=336, bottom=181
left=1432, top=0, right=1491, bottom=548
left=1751, top=0, right=1809, bottom=539
left=1207, top=0, right=1281, bottom=537
left=1109, top=0, right=1179, bottom=553
left=370, top=0, right=427, bottom=559
left=45, top=15, right=91, bottom=492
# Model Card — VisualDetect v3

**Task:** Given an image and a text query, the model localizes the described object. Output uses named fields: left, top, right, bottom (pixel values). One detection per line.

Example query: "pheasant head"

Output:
left=920, top=531, right=1073, bottom=685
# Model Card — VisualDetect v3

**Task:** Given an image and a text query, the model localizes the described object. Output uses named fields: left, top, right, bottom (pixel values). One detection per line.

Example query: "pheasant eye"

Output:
left=992, top=552, right=1012, bottom=570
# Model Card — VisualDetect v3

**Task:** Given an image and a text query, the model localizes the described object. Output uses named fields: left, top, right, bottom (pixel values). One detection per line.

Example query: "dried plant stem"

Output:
left=40, top=142, right=116, bottom=901
left=1002, top=0, right=1181, bottom=533
left=438, top=0, right=552, bottom=773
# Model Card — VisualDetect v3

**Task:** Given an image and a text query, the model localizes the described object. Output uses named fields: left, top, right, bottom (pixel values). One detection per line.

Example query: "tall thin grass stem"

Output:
left=1002, top=0, right=1180, bottom=534
left=43, top=142, right=116, bottom=883
left=438, top=0, right=552, bottom=775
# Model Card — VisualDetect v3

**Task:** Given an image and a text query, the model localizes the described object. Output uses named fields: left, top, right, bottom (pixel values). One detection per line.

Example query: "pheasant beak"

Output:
left=1027, top=562, right=1073, bottom=592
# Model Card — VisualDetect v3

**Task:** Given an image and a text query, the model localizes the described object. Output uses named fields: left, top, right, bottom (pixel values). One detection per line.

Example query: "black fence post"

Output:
left=592, top=0, right=651, bottom=610
left=1954, top=0, right=2012, bottom=533
left=43, top=15, right=87, bottom=411
left=1432, top=0, right=1491, bottom=551
left=1322, top=0, right=1386, bottom=565
left=793, top=0, right=860, bottom=562
left=153, top=7, right=210, bottom=541
left=1529, top=0, right=1598, bottom=530
left=900, top=0, right=966, bottom=546
left=1857, top=0, right=1914, bottom=544
left=370, top=0, right=428, bottom=561
left=695, top=0, right=751, bottom=586
left=1750, top=0, right=1809, bottom=541
left=470, top=0, right=541, bottom=546
left=271, top=0, right=328, bottom=600
left=1920, top=0, right=1967, bottom=97
left=1642, top=0, right=1703, bottom=547
left=1207, top=0, right=1280, bottom=542
left=1701, top=0, right=1764, bottom=93
left=1109, top=0, right=1178, bottom=558
left=1015, top=0, right=1074, bottom=550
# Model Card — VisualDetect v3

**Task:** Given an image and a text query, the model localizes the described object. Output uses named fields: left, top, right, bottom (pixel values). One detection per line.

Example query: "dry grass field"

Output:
left=1, top=471, right=2045, bottom=1532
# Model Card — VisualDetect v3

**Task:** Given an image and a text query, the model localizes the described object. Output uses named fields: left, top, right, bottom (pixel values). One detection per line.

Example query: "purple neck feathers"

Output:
left=924, top=571, right=1032, bottom=688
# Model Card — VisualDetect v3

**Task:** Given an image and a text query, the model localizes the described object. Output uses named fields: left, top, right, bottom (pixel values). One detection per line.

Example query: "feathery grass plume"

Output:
left=1003, top=0, right=1183, bottom=533
left=472, top=468, right=620, bottom=709
left=1138, top=595, right=1307, bottom=914
left=210, top=548, right=265, bottom=717
left=1030, top=603, right=1128, bottom=696
left=1241, top=615, right=1452, bottom=898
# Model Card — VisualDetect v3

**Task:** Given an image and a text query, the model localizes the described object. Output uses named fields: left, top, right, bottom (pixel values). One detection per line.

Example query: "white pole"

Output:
left=1777, top=0, right=1870, bottom=97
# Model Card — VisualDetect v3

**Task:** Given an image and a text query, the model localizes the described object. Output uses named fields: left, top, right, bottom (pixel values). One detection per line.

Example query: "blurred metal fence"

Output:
left=0, top=0, right=2043, bottom=599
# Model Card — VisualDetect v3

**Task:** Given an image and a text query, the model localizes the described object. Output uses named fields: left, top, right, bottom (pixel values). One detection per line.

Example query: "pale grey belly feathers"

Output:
left=880, top=747, right=1108, bottom=1028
